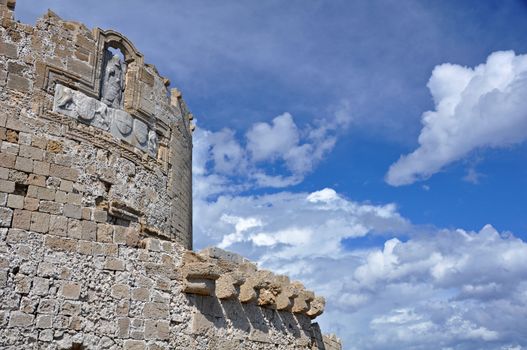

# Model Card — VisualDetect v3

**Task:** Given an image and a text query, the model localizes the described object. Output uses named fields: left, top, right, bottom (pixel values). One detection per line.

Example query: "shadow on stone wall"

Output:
left=186, top=294, right=317, bottom=346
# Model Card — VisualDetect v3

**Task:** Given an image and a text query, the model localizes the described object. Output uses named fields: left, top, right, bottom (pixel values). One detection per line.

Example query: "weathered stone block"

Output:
left=117, top=317, right=130, bottom=338
left=55, top=190, right=67, bottom=203
left=93, top=209, right=107, bottom=223
left=53, top=314, right=72, bottom=329
left=1, top=140, right=18, bottom=154
left=6, top=116, right=30, bottom=133
left=0, top=178, right=15, bottom=193
left=61, top=282, right=81, bottom=300
left=0, top=42, right=18, bottom=58
left=144, top=319, right=170, bottom=340
left=8, top=311, right=34, bottom=328
left=104, top=257, right=125, bottom=271
left=67, top=57, right=93, bottom=79
left=64, top=203, right=82, bottom=219
left=113, top=225, right=140, bottom=247
left=49, top=214, right=68, bottom=236
left=81, top=219, right=97, bottom=241
left=0, top=153, right=16, bottom=169
left=37, top=299, right=58, bottom=314
left=8, top=169, right=27, bottom=183
left=27, top=174, right=46, bottom=187
left=32, top=277, right=50, bottom=296
left=131, top=287, right=150, bottom=302
left=31, top=136, right=47, bottom=150
left=142, top=302, right=169, bottom=319
left=44, top=236, right=77, bottom=252
left=96, top=223, right=113, bottom=243
left=49, top=164, right=79, bottom=181
left=0, top=269, right=7, bottom=287
left=67, top=218, right=82, bottom=238
left=123, top=340, right=146, bottom=350
left=77, top=240, right=93, bottom=255
left=36, top=314, right=53, bottom=329
left=29, top=186, right=55, bottom=201
left=60, top=300, right=81, bottom=316
left=23, top=196, right=39, bottom=211
left=6, top=228, right=28, bottom=243
left=39, top=329, right=54, bottom=341
left=7, top=73, right=30, bottom=92
left=59, top=179, right=73, bottom=192
left=11, top=209, right=30, bottom=229
left=81, top=206, right=91, bottom=220
left=111, top=284, right=130, bottom=299
left=39, top=200, right=63, bottom=214
left=33, top=161, right=50, bottom=176
left=19, top=145, right=44, bottom=160
left=30, top=211, right=50, bottom=233
left=68, top=192, right=83, bottom=206
left=6, top=193, right=23, bottom=208
left=18, top=132, right=32, bottom=145
left=183, top=279, right=215, bottom=296
left=14, top=156, right=33, bottom=172
left=92, top=242, right=117, bottom=256
left=0, top=207, right=13, bottom=227
left=0, top=166, right=8, bottom=180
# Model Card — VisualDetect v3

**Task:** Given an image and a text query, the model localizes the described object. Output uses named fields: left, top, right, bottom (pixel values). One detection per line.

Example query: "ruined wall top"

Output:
left=0, top=0, right=194, bottom=248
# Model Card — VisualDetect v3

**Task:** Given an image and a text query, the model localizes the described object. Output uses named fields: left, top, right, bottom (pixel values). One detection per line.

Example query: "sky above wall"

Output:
left=15, top=1, right=527, bottom=349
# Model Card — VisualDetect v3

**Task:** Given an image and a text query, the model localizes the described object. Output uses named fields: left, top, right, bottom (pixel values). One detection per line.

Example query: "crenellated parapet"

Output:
left=180, top=247, right=326, bottom=319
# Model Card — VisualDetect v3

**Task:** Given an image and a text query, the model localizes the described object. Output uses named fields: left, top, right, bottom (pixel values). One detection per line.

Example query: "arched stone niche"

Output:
left=94, top=29, right=145, bottom=66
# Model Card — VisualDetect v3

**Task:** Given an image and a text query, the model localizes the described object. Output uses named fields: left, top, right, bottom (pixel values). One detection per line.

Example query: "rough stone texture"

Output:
left=0, top=2, right=341, bottom=349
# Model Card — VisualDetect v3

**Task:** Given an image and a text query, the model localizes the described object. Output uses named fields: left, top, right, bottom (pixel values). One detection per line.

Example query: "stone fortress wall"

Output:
left=0, top=1, right=342, bottom=349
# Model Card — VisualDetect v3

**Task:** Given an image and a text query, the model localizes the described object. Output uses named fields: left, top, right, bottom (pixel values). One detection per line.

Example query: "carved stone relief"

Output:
left=53, top=85, right=110, bottom=132
left=53, top=84, right=158, bottom=157
left=111, top=109, right=133, bottom=144
left=133, top=118, right=148, bottom=146
left=147, top=130, right=158, bottom=158
left=101, top=50, right=125, bottom=109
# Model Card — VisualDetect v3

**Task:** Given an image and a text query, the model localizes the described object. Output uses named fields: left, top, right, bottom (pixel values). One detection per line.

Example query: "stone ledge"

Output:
left=180, top=247, right=326, bottom=319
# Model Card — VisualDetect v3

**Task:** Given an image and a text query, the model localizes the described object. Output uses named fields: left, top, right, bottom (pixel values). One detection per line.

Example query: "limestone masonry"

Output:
left=0, top=1, right=342, bottom=349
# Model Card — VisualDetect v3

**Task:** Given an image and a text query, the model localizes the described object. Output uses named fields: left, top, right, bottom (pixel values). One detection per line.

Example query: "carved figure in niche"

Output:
left=133, top=119, right=148, bottom=146
left=113, top=110, right=133, bottom=136
left=148, top=130, right=158, bottom=157
left=101, top=50, right=125, bottom=109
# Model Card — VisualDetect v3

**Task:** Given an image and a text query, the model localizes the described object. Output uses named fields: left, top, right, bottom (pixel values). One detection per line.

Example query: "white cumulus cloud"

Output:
left=387, top=50, right=527, bottom=186
left=193, top=107, right=527, bottom=349
left=194, top=174, right=527, bottom=349
left=193, top=102, right=352, bottom=193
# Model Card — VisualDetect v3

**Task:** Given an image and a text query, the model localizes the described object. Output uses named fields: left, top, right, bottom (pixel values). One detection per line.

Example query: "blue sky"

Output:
left=16, top=1, right=527, bottom=349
